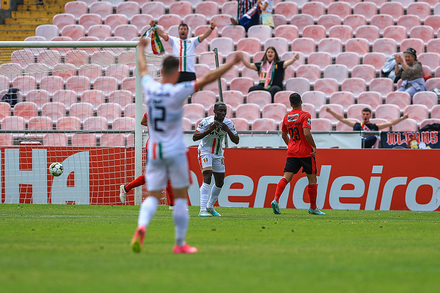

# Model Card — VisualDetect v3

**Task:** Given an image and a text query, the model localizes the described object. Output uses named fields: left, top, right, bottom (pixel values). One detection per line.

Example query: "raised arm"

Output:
left=377, top=113, right=409, bottom=130
left=149, top=20, right=168, bottom=40
left=198, top=20, right=216, bottom=43
left=325, top=106, right=356, bottom=128
left=241, top=54, right=257, bottom=71
left=283, top=53, right=300, bottom=68
left=137, top=38, right=149, bottom=77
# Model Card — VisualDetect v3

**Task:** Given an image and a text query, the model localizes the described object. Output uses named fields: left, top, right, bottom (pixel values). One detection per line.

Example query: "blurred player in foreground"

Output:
left=131, top=38, right=242, bottom=254
left=271, top=93, right=325, bottom=215
left=193, top=102, right=239, bottom=217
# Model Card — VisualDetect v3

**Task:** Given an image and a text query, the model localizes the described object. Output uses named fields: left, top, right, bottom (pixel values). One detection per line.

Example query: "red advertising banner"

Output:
left=1, top=146, right=439, bottom=211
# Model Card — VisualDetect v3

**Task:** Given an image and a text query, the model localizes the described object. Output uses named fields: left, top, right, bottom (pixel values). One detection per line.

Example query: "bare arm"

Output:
left=137, top=38, right=149, bottom=77
left=283, top=53, right=300, bottom=68
left=325, top=107, right=356, bottom=128
left=196, top=52, right=243, bottom=90
left=303, top=127, right=317, bottom=157
left=198, top=20, right=216, bottom=43
left=259, top=0, right=268, bottom=11
left=281, top=131, right=289, bottom=146
left=377, top=113, right=409, bottom=130
left=241, top=55, right=257, bottom=71
left=149, top=20, right=168, bottom=40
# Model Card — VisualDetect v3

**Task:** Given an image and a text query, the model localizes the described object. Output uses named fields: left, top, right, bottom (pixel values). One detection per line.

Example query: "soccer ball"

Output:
left=49, top=162, right=64, bottom=177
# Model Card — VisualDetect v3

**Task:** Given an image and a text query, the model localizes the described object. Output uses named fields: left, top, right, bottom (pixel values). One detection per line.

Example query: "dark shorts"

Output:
left=177, top=72, right=196, bottom=83
left=283, top=157, right=317, bottom=175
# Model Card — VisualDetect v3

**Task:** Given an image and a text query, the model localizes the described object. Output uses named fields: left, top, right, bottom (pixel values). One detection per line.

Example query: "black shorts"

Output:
left=177, top=72, right=196, bottom=83
left=283, top=157, right=317, bottom=175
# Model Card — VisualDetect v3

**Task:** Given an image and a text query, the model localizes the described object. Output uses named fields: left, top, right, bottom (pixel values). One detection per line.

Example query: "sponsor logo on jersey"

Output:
left=287, top=114, right=299, bottom=122
left=307, top=118, right=311, bottom=126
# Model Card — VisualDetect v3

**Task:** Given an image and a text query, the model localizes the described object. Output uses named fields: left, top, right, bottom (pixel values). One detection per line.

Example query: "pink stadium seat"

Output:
left=369, top=78, right=394, bottom=97
left=209, top=15, right=231, bottom=33
left=210, top=37, right=234, bottom=56
left=37, top=50, right=62, bottom=68
left=195, top=1, right=219, bottom=19
left=412, top=92, right=438, bottom=110
left=404, top=105, right=429, bottom=123
left=230, top=118, right=249, bottom=131
left=397, top=15, right=422, bottom=32
left=317, top=14, right=342, bottom=32
left=108, top=90, right=133, bottom=108
left=363, top=52, right=386, bottom=72
left=329, top=91, right=355, bottom=110
left=222, top=65, right=239, bottom=84
left=90, top=1, right=113, bottom=18
left=311, top=118, right=333, bottom=131
left=183, top=14, right=207, bottom=33
left=285, top=77, right=310, bottom=94
left=328, top=2, right=351, bottom=19
left=87, top=25, right=112, bottom=41
left=117, top=1, right=140, bottom=18
left=230, top=77, right=254, bottom=95
left=90, top=50, right=116, bottom=67
left=274, top=2, right=298, bottom=21
left=201, top=78, right=226, bottom=95
left=114, top=24, right=139, bottom=41
left=61, top=25, right=85, bottom=41
left=431, top=105, right=440, bottom=119
left=407, top=2, right=431, bottom=21
left=351, top=65, right=376, bottom=84
left=247, top=25, right=272, bottom=43
left=247, top=91, right=272, bottom=109
left=296, top=64, right=321, bottom=84
left=121, top=77, right=136, bottom=92
left=335, top=52, right=360, bottom=71
left=357, top=91, right=382, bottom=109
left=42, top=133, right=67, bottom=146
left=0, top=102, right=11, bottom=121
left=400, top=39, right=425, bottom=58
left=308, top=52, right=332, bottom=70
left=273, top=91, right=294, bottom=108
left=223, top=90, right=244, bottom=111
left=409, top=26, right=434, bottom=43
left=81, top=90, right=105, bottom=110
left=12, top=76, right=36, bottom=95
left=23, top=63, right=50, bottom=84
left=118, top=50, right=136, bottom=70
left=191, top=91, right=217, bottom=110
left=83, top=117, right=108, bottom=132
left=0, top=77, right=8, bottom=92
left=64, top=50, right=88, bottom=67
left=343, top=14, right=366, bottom=31
left=64, top=1, right=88, bottom=20
left=100, top=133, right=126, bottom=147
left=272, top=14, right=287, bottom=28
left=318, top=38, right=342, bottom=57
left=69, top=102, right=94, bottom=123
left=318, top=104, right=344, bottom=124
left=427, top=39, right=440, bottom=55
left=383, top=26, right=407, bottom=45
left=323, top=64, right=349, bottom=84
left=131, top=14, right=153, bottom=34
left=112, top=117, right=135, bottom=134
left=355, top=25, right=380, bottom=45
left=183, top=103, right=206, bottom=125
left=328, top=25, right=353, bottom=44
left=274, top=25, right=299, bottom=42
left=0, top=63, right=22, bottom=78
left=25, top=90, right=50, bottom=110
left=353, top=2, right=377, bottom=22
left=78, top=64, right=103, bottom=83
left=104, top=14, right=129, bottom=32
left=36, top=24, right=59, bottom=40
left=347, top=104, right=372, bottom=121
left=264, top=38, right=288, bottom=55
left=380, top=2, right=404, bottom=21
left=302, top=2, right=326, bottom=21
left=93, top=77, right=118, bottom=96
left=13, top=102, right=37, bottom=122
left=290, top=14, right=314, bottom=34
left=71, top=133, right=97, bottom=147
left=65, top=76, right=91, bottom=95
left=41, top=102, right=66, bottom=121
left=314, top=78, right=339, bottom=98
left=221, top=1, right=237, bottom=18
left=418, top=53, right=440, bottom=74
left=262, top=103, right=287, bottom=124
left=235, top=103, right=260, bottom=124
left=424, top=15, right=440, bottom=32
left=11, top=49, right=34, bottom=67
left=181, top=117, right=192, bottom=131
left=52, top=90, right=77, bottom=109
left=1, top=116, right=26, bottom=137
left=169, top=1, right=193, bottom=18
left=420, top=118, right=440, bottom=129
left=97, top=103, right=122, bottom=124
left=56, top=116, right=81, bottom=133
left=53, top=13, right=75, bottom=30
left=370, top=15, right=394, bottom=34
left=373, top=38, right=397, bottom=55
left=336, top=119, right=360, bottom=131
left=251, top=118, right=277, bottom=131
left=221, top=25, right=245, bottom=44
left=302, top=91, right=326, bottom=109
left=291, top=38, right=315, bottom=57
left=376, top=104, right=401, bottom=121
left=302, top=25, right=326, bottom=44
left=426, top=78, right=440, bottom=91
left=27, top=116, right=53, bottom=139
left=79, top=14, right=102, bottom=32
left=392, top=118, right=418, bottom=132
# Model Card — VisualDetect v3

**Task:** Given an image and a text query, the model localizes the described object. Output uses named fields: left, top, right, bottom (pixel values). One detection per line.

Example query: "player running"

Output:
left=193, top=102, right=239, bottom=217
left=131, top=37, right=242, bottom=254
left=271, top=93, right=325, bottom=216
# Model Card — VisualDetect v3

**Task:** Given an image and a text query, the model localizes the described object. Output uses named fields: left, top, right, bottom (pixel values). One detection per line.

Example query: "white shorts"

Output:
left=146, top=153, right=190, bottom=191
left=198, top=152, right=225, bottom=173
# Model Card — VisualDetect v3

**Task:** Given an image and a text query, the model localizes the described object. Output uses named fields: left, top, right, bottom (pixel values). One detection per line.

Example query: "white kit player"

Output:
left=131, top=37, right=242, bottom=254
left=193, top=102, right=239, bottom=217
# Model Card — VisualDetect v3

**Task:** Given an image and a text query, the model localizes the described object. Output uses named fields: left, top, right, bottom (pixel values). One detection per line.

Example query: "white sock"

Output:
left=138, top=196, right=158, bottom=227
left=207, top=185, right=222, bottom=209
left=173, top=198, right=189, bottom=247
left=199, top=183, right=210, bottom=211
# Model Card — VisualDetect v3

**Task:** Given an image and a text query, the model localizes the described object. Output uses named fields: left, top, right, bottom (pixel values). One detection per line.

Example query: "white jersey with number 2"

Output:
left=142, top=75, right=196, bottom=159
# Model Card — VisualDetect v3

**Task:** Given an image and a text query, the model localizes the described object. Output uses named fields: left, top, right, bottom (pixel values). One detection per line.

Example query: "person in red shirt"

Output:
left=271, top=93, right=325, bottom=215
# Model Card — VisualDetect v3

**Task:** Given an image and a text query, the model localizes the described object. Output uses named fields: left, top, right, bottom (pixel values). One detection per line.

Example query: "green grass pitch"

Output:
left=1, top=204, right=439, bottom=293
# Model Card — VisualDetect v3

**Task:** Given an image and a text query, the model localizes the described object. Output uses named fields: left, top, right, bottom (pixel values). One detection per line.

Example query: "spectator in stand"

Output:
left=395, top=48, right=427, bottom=100
left=237, top=0, right=258, bottom=19
left=260, top=0, right=274, bottom=28
left=230, top=0, right=261, bottom=32
left=241, top=47, right=300, bottom=102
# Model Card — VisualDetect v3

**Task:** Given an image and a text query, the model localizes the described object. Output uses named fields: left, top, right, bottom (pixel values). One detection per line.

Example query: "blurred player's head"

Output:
left=213, top=102, right=227, bottom=122
left=361, top=108, right=372, bottom=123
left=289, top=93, right=302, bottom=108
left=178, top=23, right=189, bottom=39
left=261, top=46, right=280, bottom=64
left=161, top=56, right=180, bottom=83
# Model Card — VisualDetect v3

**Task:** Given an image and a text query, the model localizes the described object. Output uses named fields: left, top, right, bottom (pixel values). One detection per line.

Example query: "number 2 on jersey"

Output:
left=149, top=105, right=166, bottom=132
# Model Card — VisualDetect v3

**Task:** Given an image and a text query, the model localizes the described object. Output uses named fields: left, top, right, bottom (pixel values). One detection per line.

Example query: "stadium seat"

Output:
left=308, top=52, right=332, bottom=70
left=323, top=64, right=349, bottom=84
left=112, top=117, right=135, bottom=134
left=353, top=2, right=377, bottom=22
left=209, top=15, right=231, bottom=33
left=97, top=103, right=123, bottom=124
left=71, top=133, right=97, bottom=147
left=420, top=118, right=440, bottom=129
left=221, top=1, right=237, bottom=18
left=290, top=38, right=315, bottom=57
left=273, top=91, right=294, bottom=108
left=314, top=78, right=339, bottom=98
left=318, top=104, right=344, bottom=124
left=262, top=103, right=287, bottom=124
left=183, top=14, right=208, bottom=35
left=296, top=64, right=321, bottom=84
left=66, top=76, right=91, bottom=96
left=83, top=117, right=108, bottom=133
left=51, top=90, right=77, bottom=110
left=274, top=1, right=298, bottom=21
left=0, top=102, right=11, bottom=121
left=100, top=133, right=125, bottom=147
left=351, top=65, right=377, bottom=84
left=118, top=50, right=136, bottom=71
left=302, top=103, right=317, bottom=118
left=380, top=2, right=404, bottom=22
left=336, top=119, right=360, bottom=131
left=311, top=118, right=333, bottom=131
left=357, top=91, right=383, bottom=109
left=42, top=133, right=68, bottom=146
left=79, top=14, right=102, bottom=32
left=404, top=105, right=429, bottom=123
left=69, top=103, right=94, bottom=123
left=222, top=90, right=244, bottom=111
left=329, top=92, right=355, bottom=110
left=285, top=77, right=311, bottom=95
left=25, top=90, right=50, bottom=110
left=370, top=15, right=394, bottom=34
left=0, top=63, right=22, bottom=78
left=13, top=103, right=39, bottom=125
left=27, top=116, right=53, bottom=139
left=202, top=78, right=226, bottom=95
left=345, top=37, right=370, bottom=56
left=272, top=14, right=287, bottom=27
left=407, top=2, right=431, bottom=21
left=90, top=51, right=116, bottom=67
left=290, top=14, right=314, bottom=34
left=78, top=64, right=103, bottom=83
left=251, top=118, right=277, bottom=131
left=397, top=15, right=422, bottom=33
left=418, top=53, right=440, bottom=75
left=343, top=14, right=366, bottom=31
left=317, top=14, right=342, bottom=33
left=104, top=14, right=129, bottom=32
left=94, top=77, right=119, bottom=96
left=328, top=25, right=353, bottom=44
left=263, top=38, right=288, bottom=55
left=318, top=38, right=342, bottom=57
left=108, top=90, right=133, bottom=108
left=247, top=91, right=272, bottom=109
left=12, top=76, right=36, bottom=95
left=230, top=118, right=249, bottom=131
left=123, top=103, right=146, bottom=119
left=1, top=116, right=26, bottom=138
left=230, top=77, right=254, bottom=95
left=424, top=15, right=440, bottom=33
left=195, top=1, right=219, bottom=19
left=409, top=26, right=434, bottom=44
left=191, top=91, right=217, bottom=110
left=274, top=25, right=299, bottom=42
left=302, top=2, right=326, bottom=21
left=427, top=39, right=440, bottom=55
left=183, top=104, right=206, bottom=125
left=369, top=78, right=394, bottom=97
left=372, top=38, right=397, bottom=55
left=431, top=105, right=440, bottom=119
left=376, top=104, right=401, bottom=120
left=56, top=116, right=81, bottom=133
left=117, top=1, right=140, bottom=18
left=65, top=1, right=88, bottom=20
left=23, top=63, right=50, bottom=84
left=90, top=1, right=113, bottom=18
left=328, top=2, right=351, bottom=19
left=64, top=50, right=89, bottom=67
left=247, top=25, right=272, bottom=43
left=400, top=39, right=425, bottom=58
left=210, top=37, right=234, bottom=56
left=363, top=52, right=387, bottom=72
left=335, top=52, right=360, bottom=71
left=114, top=24, right=139, bottom=41
left=11, top=49, right=34, bottom=67
left=301, top=91, right=326, bottom=109
left=36, top=25, right=59, bottom=41
left=346, top=104, right=372, bottom=121
left=37, top=50, right=62, bottom=68
left=53, top=13, right=76, bottom=30
left=61, top=25, right=85, bottom=41
left=87, top=25, right=112, bottom=41
left=131, top=14, right=153, bottom=34
left=169, top=1, right=193, bottom=18
left=412, top=92, right=438, bottom=110
left=41, top=102, right=66, bottom=121
left=302, top=25, right=326, bottom=44
left=392, top=118, right=418, bottom=132
left=355, top=25, right=380, bottom=45
left=235, top=103, right=261, bottom=124
left=80, top=90, right=105, bottom=110
left=121, top=77, right=136, bottom=93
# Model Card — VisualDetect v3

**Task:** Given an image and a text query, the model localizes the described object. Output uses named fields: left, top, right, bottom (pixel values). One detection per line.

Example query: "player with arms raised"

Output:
left=193, top=102, right=239, bottom=217
left=131, top=38, right=242, bottom=254
left=271, top=93, right=325, bottom=215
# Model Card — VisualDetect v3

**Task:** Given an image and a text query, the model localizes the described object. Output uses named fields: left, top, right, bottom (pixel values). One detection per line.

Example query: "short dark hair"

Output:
left=179, top=23, right=188, bottom=30
left=362, top=108, right=371, bottom=113
left=214, top=101, right=226, bottom=111
left=162, top=56, right=179, bottom=76
left=289, top=92, right=302, bottom=106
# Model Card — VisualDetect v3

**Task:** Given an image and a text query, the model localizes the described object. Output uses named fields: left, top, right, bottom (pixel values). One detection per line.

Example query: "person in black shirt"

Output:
left=241, top=46, right=299, bottom=101
left=326, top=107, right=409, bottom=148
